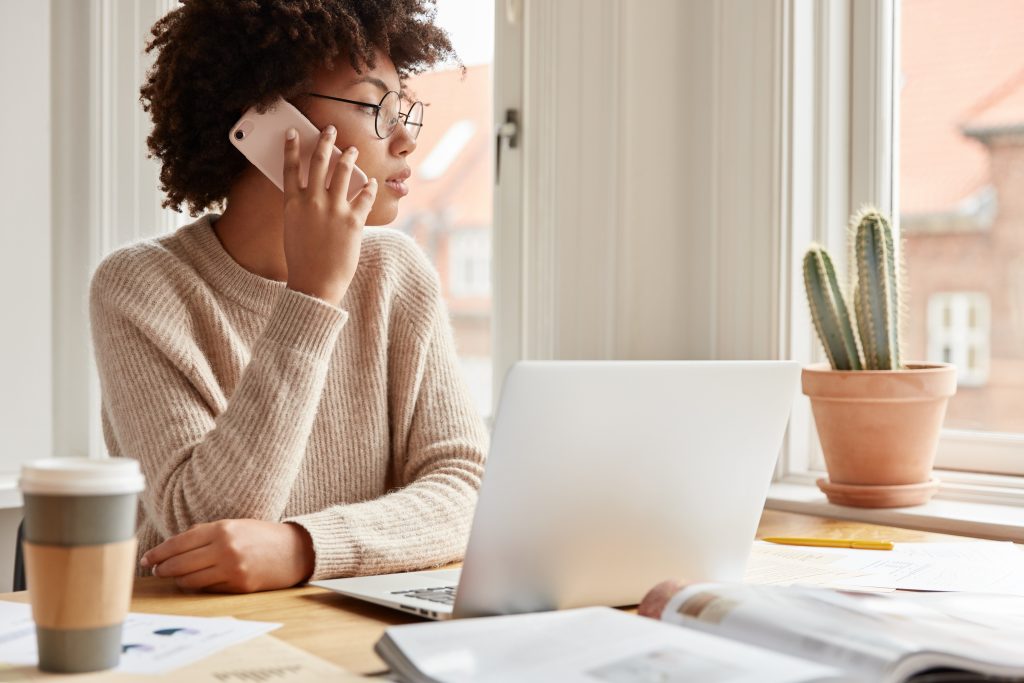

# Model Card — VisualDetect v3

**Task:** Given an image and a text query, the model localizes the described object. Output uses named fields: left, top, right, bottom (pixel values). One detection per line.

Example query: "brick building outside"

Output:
left=901, top=0, right=1024, bottom=432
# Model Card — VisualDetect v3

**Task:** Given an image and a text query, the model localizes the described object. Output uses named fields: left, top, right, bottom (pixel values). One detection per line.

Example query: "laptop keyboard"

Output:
left=390, top=585, right=457, bottom=606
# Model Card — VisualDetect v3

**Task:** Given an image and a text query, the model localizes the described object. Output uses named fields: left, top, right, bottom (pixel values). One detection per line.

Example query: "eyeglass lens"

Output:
left=377, top=91, right=423, bottom=141
left=405, top=101, right=424, bottom=141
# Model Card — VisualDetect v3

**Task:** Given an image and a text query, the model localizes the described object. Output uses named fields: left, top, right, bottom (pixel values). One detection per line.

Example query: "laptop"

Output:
left=312, top=360, right=800, bottom=620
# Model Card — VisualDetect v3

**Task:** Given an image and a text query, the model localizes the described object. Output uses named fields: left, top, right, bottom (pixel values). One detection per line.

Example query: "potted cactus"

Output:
left=802, top=207, right=957, bottom=508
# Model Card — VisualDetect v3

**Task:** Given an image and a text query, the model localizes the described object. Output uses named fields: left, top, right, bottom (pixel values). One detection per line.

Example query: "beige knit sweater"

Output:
left=89, top=214, right=489, bottom=581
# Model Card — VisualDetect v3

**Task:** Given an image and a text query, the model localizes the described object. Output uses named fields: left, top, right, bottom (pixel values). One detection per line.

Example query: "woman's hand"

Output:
left=638, top=578, right=688, bottom=619
left=140, top=519, right=316, bottom=593
left=282, top=124, right=378, bottom=306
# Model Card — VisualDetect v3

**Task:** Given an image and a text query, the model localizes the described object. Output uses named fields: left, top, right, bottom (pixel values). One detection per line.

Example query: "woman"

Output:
left=89, top=0, right=488, bottom=593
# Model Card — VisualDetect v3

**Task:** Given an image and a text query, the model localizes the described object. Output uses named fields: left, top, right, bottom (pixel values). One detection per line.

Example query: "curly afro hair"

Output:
left=140, top=0, right=462, bottom=216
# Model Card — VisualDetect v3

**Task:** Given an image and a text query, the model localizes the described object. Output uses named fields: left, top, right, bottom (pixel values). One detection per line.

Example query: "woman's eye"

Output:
left=361, top=106, right=377, bottom=115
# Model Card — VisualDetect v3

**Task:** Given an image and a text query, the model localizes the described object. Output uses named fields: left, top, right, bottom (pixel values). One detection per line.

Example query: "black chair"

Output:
left=13, top=519, right=25, bottom=592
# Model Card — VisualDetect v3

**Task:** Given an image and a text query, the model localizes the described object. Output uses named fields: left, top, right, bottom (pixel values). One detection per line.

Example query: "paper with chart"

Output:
left=746, top=540, right=1024, bottom=594
left=745, top=542, right=886, bottom=588
left=0, top=601, right=280, bottom=675
left=0, top=633, right=370, bottom=682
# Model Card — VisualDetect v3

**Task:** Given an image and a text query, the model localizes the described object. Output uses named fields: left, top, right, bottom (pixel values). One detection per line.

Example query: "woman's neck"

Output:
left=213, top=169, right=289, bottom=283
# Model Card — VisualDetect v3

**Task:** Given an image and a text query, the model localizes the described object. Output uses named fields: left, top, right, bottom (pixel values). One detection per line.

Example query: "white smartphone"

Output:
left=228, top=98, right=369, bottom=200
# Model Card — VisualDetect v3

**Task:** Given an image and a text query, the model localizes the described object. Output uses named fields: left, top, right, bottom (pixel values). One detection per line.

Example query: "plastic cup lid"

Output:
left=19, top=457, right=146, bottom=496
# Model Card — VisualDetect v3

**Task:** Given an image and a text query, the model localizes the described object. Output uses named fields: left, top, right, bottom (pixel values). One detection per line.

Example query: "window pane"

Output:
left=391, top=0, right=494, bottom=418
left=900, top=0, right=1024, bottom=432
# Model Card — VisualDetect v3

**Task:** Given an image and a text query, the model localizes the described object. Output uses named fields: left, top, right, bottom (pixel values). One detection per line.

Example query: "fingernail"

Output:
left=140, top=555, right=150, bottom=568
left=286, top=128, right=297, bottom=140
left=324, top=125, right=336, bottom=136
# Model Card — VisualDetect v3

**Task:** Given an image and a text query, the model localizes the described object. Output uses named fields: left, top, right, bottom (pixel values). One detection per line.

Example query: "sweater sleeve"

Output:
left=90, top=258, right=348, bottom=538
left=284, top=267, right=489, bottom=580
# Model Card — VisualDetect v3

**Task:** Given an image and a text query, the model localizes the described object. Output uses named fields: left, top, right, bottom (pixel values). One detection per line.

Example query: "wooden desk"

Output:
left=0, top=510, right=974, bottom=676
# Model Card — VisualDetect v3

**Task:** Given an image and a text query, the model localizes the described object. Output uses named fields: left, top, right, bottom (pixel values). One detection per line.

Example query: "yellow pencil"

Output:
left=762, top=536, right=894, bottom=551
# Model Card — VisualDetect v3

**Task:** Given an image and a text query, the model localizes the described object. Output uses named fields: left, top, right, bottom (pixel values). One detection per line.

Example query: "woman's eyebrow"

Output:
left=347, top=75, right=398, bottom=94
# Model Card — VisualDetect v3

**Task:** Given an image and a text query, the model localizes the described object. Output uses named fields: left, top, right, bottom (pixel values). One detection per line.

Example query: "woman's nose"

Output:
left=391, top=124, right=417, bottom=155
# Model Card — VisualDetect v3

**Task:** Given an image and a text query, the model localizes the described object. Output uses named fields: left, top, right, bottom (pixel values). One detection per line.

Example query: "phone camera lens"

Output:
left=234, top=129, right=244, bottom=140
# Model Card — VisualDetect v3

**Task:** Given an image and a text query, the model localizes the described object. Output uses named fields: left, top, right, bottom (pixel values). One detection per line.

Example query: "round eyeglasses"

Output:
left=306, top=90, right=424, bottom=142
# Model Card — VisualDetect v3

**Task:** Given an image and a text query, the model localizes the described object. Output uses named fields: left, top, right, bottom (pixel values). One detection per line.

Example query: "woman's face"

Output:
left=300, top=49, right=418, bottom=226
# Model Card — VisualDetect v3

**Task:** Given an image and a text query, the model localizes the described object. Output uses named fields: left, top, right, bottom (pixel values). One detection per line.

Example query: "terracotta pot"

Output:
left=801, top=362, right=957, bottom=507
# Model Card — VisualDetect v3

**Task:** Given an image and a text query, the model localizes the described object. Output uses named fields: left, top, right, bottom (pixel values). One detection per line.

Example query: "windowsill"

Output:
left=0, top=474, right=22, bottom=510
left=767, top=480, right=1024, bottom=542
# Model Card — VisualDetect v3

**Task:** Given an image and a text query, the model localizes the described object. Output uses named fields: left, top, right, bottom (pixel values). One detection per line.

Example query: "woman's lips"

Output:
left=385, top=179, right=409, bottom=196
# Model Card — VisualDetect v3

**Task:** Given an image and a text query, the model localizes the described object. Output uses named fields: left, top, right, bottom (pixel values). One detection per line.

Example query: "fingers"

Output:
left=327, top=146, right=359, bottom=203
left=349, top=177, right=379, bottom=220
left=306, top=124, right=336, bottom=193
left=282, top=128, right=301, bottom=195
left=637, top=579, right=687, bottom=619
left=174, top=565, right=228, bottom=591
left=151, top=544, right=217, bottom=579
left=141, top=524, right=213, bottom=568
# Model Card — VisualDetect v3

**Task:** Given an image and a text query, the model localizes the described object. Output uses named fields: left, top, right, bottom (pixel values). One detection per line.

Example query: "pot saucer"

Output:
left=816, top=477, right=940, bottom=508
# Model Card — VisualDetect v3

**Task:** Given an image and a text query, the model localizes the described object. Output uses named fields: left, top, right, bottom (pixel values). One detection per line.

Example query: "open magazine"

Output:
left=375, top=584, right=1024, bottom=682
left=659, top=583, right=1024, bottom=682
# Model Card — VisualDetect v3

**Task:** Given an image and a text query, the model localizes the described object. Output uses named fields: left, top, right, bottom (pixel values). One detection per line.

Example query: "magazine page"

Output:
left=660, top=584, right=1024, bottom=682
left=841, top=592, right=1024, bottom=681
left=756, top=587, right=1024, bottom=670
left=379, top=606, right=849, bottom=683
left=659, top=583, right=918, bottom=681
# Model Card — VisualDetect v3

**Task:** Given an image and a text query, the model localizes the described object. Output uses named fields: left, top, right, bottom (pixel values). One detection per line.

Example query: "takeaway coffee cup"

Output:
left=19, top=457, right=145, bottom=673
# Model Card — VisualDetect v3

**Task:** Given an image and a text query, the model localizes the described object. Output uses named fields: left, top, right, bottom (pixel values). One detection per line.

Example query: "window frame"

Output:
left=777, top=0, right=1024, bottom=493
left=491, top=0, right=525, bottom=417
left=888, top=0, right=1024, bottom=479
left=51, top=0, right=177, bottom=462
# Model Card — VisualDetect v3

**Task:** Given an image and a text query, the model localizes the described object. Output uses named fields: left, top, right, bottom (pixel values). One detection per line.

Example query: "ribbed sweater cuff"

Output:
left=285, top=513, right=362, bottom=580
left=262, top=288, right=349, bottom=359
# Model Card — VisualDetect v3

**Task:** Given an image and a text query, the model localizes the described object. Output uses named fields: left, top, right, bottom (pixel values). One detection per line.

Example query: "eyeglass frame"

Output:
left=306, top=91, right=424, bottom=141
